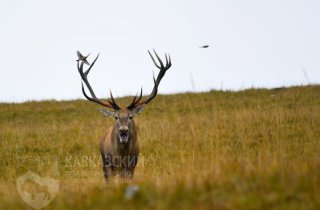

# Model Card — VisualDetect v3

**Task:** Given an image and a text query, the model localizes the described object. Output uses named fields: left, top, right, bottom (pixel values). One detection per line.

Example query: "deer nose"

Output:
left=119, top=126, right=129, bottom=134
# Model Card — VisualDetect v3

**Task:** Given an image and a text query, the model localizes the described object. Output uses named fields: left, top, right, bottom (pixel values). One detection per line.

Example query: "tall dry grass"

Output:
left=0, top=85, right=319, bottom=209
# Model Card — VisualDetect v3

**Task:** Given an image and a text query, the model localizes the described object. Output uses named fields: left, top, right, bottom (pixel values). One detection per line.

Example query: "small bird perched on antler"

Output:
left=76, top=51, right=90, bottom=65
left=200, top=45, right=209, bottom=48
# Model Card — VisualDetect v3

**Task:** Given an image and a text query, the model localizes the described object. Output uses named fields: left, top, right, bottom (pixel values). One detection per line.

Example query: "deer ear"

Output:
left=100, top=109, right=115, bottom=117
left=131, top=105, right=145, bottom=116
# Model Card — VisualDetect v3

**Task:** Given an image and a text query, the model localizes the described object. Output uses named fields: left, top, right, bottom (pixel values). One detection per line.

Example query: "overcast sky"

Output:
left=1, top=0, right=319, bottom=102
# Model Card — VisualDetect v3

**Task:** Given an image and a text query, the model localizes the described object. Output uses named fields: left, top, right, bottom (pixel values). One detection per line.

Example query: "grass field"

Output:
left=0, top=85, right=319, bottom=210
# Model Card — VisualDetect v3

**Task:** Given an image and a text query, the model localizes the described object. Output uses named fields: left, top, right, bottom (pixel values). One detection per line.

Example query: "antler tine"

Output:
left=77, top=52, right=120, bottom=110
left=77, top=55, right=99, bottom=99
left=129, top=95, right=138, bottom=107
left=137, top=88, right=143, bottom=102
left=84, top=53, right=99, bottom=76
left=165, top=53, right=168, bottom=65
left=107, top=90, right=121, bottom=110
left=127, top=49, right=172, bottom=108
left=153, top=49, right=164, bottom=69
left=127, top=88, right=143, bottom=109
left=148, top=50, right=160, bottom=69
left=164, top=53, right=171, bottom=69
left=133, top=88, right=143, bottom=104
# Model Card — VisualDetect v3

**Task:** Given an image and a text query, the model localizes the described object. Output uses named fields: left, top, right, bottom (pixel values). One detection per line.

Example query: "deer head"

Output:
left=77, top=50, right=172, bottom=144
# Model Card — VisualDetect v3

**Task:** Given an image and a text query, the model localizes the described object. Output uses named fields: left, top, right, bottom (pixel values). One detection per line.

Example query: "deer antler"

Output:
left=77, top=52, right=120, bottom=110
left=127, top=49, right=172, bottom=109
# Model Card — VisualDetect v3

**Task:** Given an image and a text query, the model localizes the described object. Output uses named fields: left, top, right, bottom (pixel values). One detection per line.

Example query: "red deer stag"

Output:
left=76, top=50, right=172, bottom=180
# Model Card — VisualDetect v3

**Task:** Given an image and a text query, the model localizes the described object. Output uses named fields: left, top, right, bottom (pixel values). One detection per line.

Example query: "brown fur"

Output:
left=100, top=109, right=140, bottom=181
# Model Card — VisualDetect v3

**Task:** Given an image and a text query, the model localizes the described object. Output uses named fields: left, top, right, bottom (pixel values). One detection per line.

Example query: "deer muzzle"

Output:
left=119, top=126, right=129, bottom=143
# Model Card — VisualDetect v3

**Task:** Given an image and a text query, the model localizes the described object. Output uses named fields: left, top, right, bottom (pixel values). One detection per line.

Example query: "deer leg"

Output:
left=119, top=168, right=134, bottom=179
left=118, top=155, right=138, bottom=179
left=102, top=154, right=117, bottom=182
left=103, top=166, right=115, bottom=181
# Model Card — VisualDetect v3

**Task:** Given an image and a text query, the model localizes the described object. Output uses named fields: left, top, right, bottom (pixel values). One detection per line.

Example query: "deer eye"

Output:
left=115, top=116, right=118, bottom=120
left=129, top=115, right=133, bottom=119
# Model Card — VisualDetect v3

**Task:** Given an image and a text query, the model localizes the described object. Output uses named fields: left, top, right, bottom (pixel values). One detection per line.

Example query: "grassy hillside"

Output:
left=0, top=85, right=319, bottom=210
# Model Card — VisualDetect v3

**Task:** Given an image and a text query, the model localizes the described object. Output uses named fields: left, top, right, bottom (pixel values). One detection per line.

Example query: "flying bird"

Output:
left=76, top=51, right=90, bottom=65
left=200, top=45, right=209, bottom=48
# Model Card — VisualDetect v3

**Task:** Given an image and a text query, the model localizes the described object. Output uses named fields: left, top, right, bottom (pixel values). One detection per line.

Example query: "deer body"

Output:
left=76, top=49, right=172, bottom=181
left=100, top=109, right=140, bottom=179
